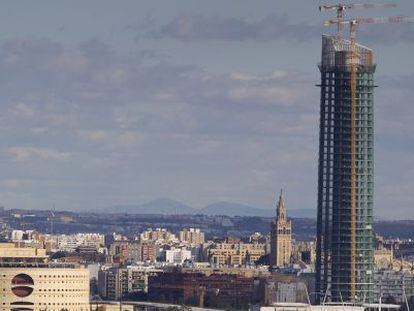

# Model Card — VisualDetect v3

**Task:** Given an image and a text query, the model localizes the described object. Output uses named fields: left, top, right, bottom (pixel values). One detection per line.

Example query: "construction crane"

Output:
left=319, top=3, right=396, bottom=37
left=323, top=14, right=414, bottom=302
left=324, top=15, right=414, bottom=28
left=49, top=209, right=55, bottom=234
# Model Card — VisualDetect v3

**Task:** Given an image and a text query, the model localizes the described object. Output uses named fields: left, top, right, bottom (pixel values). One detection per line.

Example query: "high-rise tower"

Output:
left=270, top=189, right=292, bottom=268
left=316, top=35, right=375, bottom=304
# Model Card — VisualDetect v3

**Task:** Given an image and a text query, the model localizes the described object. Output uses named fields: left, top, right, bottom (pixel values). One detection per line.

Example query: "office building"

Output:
left=316, top=34, right=375, bottom=303
left=0, top=243, right=89, bottom=311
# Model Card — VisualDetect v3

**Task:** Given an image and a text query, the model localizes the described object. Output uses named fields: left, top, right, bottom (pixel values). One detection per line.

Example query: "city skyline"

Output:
left=0, top=1, right=413, bottom=219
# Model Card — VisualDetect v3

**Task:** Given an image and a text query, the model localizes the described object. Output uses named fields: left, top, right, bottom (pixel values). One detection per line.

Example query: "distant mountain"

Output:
left=108, top=198, right=197, bottom=215
left=201, top=202, right=274, bottom=217
left=106, top=198, right=316, bottom=218
left=287, top=208, right=316, bottom=219
left=201, top=202, right=315, bottom=218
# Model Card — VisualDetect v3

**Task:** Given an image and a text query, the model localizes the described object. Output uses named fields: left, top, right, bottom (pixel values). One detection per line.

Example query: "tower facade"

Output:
left=316, top=35, right=375, bottom=303
left=270, top=190, right=292, bottom=268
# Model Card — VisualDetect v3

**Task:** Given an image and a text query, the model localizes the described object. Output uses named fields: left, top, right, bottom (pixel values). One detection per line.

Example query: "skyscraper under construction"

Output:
left=316, top=34, right=375, bottom=304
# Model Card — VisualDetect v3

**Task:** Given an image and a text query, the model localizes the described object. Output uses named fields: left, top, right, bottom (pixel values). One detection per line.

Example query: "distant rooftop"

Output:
left=0, top=261, right=80, bottom=269
left=0, top=242, right=48, bottom=259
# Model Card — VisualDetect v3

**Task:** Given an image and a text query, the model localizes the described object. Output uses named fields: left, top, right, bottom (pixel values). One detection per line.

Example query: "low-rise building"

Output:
left=374, top=269, right=414, bottom=304
left=148, top=271, right=260, bottom=309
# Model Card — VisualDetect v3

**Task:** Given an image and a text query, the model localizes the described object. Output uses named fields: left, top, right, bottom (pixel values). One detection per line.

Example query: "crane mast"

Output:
left=349, top=19, right=358, bottom=301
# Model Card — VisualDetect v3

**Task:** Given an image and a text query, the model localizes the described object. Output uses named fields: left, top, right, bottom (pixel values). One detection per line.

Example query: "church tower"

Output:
left=270, top=189, right=292, bottom=267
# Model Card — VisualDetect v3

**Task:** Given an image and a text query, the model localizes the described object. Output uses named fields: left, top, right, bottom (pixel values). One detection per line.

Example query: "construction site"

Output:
left=316, top=3, right=413, bottom=305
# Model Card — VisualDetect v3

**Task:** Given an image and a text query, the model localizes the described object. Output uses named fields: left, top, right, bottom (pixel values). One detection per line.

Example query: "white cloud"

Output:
left=7, top=146, right=71, bottom=162
left=0, top=35, right=410, bottom=217
left=9, top=102, right=36, bottom=118
left=86, top=130, right=108, bottom=142
left=148, top=14, right=321, bottom=42
left=229, top=85, right=299, bottom=105
left=116, top=131, right=144, bottom=147
left=230, top=70, right=288, bottom=82
left=31, top=127, right=50, bottom=135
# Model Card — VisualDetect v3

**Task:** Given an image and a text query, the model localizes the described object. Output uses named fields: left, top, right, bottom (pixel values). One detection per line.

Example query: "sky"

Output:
left=0, top=0, right=413, bottom=219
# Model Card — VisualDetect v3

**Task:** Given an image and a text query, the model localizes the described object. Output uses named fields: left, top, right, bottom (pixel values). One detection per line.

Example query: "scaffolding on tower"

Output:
left=321, top=4, right=414, bottom=300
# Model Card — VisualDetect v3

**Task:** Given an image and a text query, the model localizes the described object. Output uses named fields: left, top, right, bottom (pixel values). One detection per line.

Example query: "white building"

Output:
left=49, top=233, right=105, bottom=252
left=165, top=248, right=192, bottom=264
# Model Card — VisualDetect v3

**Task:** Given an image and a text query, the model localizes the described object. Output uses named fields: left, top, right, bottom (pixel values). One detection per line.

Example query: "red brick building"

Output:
left=148, top=271, right=260, bottom=309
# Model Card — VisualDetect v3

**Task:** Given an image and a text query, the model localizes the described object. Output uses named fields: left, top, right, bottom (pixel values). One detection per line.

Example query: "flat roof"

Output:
left=363, top=304, right=400, bottom=309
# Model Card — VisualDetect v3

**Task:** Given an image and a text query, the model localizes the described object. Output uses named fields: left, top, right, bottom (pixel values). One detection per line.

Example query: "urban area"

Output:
left=0, top=2, right=413, bottom=311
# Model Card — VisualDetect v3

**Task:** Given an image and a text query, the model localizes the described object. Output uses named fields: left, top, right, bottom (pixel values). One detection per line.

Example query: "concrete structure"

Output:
left=207, top=242, right=266, bottom=266
left=90, top=302, right=134, bottom=311
left=292, top=241, right=316, bottom=265
left=141, top=243, right=157, bottom=262
left=165, top=248, right=192, bottom=264
left=0, top=242, right=89, bottom=311
left=373, top=249, right=393, bottom=270
left=11, top=230, right=105, bottom=253
left=270, top=190, right=292, bottom=268
left=98, top=265, right=161, bottom=300
left=108, top=240, right=130, bottom=264
left=316, top=35, right=375, bottom=303
left=52, top=233, right=105, bottom=252
left=148, top=271, right=258, bottom=309
left=374, top=269, right=414, bottom=304
left=256, top=304, right=399, bottom=311
left=179, top=228, right=205, bottom=245
left=91, top=301, right=223, bottom=311
left=261, top=275, right=310, bottom=305
left=140, top=228, right=177, bottom=244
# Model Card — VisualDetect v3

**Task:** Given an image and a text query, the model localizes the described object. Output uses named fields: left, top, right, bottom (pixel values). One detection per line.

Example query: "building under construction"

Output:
left=316, top=34, right=375, bottom=304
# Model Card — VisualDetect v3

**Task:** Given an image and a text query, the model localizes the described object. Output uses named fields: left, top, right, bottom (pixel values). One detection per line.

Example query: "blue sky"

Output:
left=0, top=1, right=413, bottom=218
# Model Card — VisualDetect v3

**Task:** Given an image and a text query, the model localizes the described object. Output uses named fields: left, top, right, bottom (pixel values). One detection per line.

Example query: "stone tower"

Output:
left=270, top=189, right=292, bottom=267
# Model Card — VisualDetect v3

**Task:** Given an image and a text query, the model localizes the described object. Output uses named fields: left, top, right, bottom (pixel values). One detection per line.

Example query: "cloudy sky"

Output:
left=0, top=0, right=413, bottom=218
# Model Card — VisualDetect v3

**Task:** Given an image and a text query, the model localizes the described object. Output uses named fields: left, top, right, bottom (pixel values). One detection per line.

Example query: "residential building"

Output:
left=179, top=228, right=205, bottom=244
left=207, top=242, right=266, bottom=266
left=140, top=228, right=177, bottom=244
left=98, top=265, right=161, bottom=300
left=141, top=243, right=157, bottom=262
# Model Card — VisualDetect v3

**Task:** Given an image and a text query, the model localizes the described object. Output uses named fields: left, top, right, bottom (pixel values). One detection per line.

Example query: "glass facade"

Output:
left=316, top=35, right=375, bottom=304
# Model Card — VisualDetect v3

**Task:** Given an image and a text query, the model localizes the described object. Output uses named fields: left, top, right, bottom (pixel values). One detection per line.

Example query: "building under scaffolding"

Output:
left=316, top=35, right=375, bottom=304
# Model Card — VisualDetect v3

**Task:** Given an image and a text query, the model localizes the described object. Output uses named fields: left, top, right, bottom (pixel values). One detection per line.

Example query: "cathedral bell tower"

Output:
left=270, top=189, right=292, bottom=268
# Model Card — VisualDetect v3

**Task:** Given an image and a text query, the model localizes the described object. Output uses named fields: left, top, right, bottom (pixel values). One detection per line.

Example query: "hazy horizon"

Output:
left=0, top=1, right=413, bottom=219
